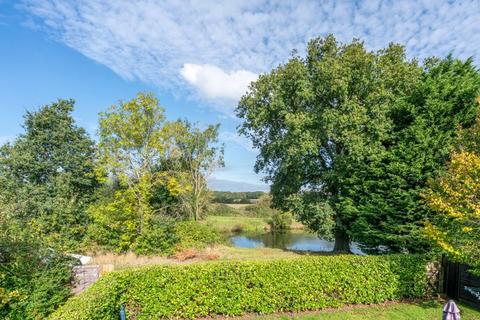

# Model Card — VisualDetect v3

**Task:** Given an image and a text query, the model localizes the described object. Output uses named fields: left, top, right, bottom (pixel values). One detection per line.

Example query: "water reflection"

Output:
left=230, top=231, right=363, bottom=254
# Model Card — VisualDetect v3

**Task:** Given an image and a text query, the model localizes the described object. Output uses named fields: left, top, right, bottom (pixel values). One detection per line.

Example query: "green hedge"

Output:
left=49, top=255, right=431, bottom=319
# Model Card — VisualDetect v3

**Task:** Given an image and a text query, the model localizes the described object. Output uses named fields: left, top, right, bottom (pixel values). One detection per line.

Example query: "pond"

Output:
left=230, top=231, right=364, bottom=254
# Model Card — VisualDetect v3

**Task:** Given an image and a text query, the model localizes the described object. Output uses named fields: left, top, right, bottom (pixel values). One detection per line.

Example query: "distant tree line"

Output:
left=211, top=191, right=265, bottom=203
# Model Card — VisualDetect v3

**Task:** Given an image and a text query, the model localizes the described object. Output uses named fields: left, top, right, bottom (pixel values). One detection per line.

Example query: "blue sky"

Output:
left=1, top=0, right=479, bottom=191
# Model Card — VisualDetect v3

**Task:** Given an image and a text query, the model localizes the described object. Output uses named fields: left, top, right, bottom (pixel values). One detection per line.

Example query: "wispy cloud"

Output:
left=20, top=0, right=480, bottom=114
left=219, top=131, right=254, bottom=152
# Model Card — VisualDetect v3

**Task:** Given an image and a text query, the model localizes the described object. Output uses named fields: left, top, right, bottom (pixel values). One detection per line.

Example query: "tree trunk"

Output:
left=333, top=227, right=351, bottom=253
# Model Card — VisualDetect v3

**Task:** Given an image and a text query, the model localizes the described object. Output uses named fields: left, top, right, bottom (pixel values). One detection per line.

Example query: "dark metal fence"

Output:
left=443, top=257, right=480, bottom=310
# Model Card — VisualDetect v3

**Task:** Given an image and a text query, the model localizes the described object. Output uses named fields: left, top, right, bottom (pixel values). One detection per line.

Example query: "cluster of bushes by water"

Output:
left=49, top=254, right=431, bottom=319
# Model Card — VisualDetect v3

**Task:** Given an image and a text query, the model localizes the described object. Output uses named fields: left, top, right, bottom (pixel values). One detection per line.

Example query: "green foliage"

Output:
left=257, top=301, right=480, bottom=320
left=237, top=35, right=480, bottom=252
left=132, top=220, right=178, bottom=256
left=246, top=194, right=281, bottom=218
left=266, top=211, right=292, bottom=231
left=211, top=191, right=265, bottom=204
left=0, top=99, right=98, bottom=250
left=49, top=254, right=431, bottom=320
left=244, top=204, right=275, bottom=218
left=286, top=194, right=335, bottom=240
left=173, top=221, right=224, bottom=250
left=91, top=93, right=183, bottom=254
left=87, top=188, right=178, bottom=255
left=47, top=270, right=131, bottom=320
left=207, top=203, right=243, bottom=216
left=424, top=113, right=480, bottom=273
left=347, top=56, right=480, bottom=252
left=0, top=221, right=74, bottom=319
left=96, top=92, right=182, bottom=228
left=173, top=120, right=224, bottom=221
left=90, top=93, right=223, bottom=253
left=256, top=195, right=293, bottom=231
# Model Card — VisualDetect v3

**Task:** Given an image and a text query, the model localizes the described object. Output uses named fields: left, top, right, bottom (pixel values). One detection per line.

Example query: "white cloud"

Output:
left=180, top=63, right=257, bottom=101
left=20, top=0, right=480, bottom=114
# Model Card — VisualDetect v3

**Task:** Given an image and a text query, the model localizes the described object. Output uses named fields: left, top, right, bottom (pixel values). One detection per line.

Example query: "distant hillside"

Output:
left=207, top=178, right=269, bottom=192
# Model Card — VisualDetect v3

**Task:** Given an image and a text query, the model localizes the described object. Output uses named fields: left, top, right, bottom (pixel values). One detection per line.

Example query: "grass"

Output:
left=88, top=245, right=303, bottom=269
left=225, top=203, right=255, bottom=210
left=203, top=215, right=305, bottom=233
left=255, top=300, right=480, bottom=320
left=203, top=215, right=269, bottom=233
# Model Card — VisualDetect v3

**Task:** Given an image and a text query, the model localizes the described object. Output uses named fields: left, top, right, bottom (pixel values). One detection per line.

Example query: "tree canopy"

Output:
left=0, top=99, right=98, bottom=250
left=237, top=35, right=480, bottom=252
left=88, top=92, right=223, bottom=253
left=424, top=110, right=480, bottom=273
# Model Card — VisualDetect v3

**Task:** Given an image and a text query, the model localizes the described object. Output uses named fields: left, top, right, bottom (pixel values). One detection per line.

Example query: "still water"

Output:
left=230, top=231, right=364, bottom=255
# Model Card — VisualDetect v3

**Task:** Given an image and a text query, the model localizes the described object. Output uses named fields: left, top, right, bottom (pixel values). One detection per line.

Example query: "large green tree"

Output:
left=89, top=92, right=183, bottom=253
left=0, top=99, right=98, bottom=250
left=346, top=57, right=480, bottom=252
left=89, top=93, right=223, bottom=253
left=237, top=35, right=480, bottom=252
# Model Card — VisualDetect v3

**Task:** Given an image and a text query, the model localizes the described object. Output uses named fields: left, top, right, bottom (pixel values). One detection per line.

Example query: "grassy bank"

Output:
left=203, top=215, right=268, bottom=233
left=203, top=215, right=305, bottom=233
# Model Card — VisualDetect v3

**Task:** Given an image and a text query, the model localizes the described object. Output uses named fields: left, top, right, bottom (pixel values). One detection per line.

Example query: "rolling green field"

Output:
left=259, top=300, right=480, bottom=320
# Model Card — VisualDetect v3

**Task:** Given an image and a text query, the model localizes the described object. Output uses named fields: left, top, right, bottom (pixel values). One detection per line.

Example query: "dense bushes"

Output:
left=49, top=254, right=431, bottom=319
left=266, top=211, right=293, bottom=231
left=0, top=225, right=75, bottom=320
left=173, top=221, right=224, bottom=250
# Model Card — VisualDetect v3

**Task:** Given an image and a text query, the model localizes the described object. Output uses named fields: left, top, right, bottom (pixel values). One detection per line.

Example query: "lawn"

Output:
left=258, top=300, right=480, bottom=320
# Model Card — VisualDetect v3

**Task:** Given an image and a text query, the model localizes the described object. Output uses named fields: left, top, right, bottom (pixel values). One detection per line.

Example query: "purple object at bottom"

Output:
left=443, top=300, right=461, bottom=320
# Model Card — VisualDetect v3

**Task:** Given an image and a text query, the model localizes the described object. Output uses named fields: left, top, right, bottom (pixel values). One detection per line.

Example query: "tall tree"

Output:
left=347, top=57, right=480, bottom=252
left=174, top=121, right=224, bottom=221
left=237, top=35, right=480, bottom=252
left=237, top=35, right=421, bottom=251
left=0, top=99, right=97, bottom=250
left=91, top=93, right=182, bottom=251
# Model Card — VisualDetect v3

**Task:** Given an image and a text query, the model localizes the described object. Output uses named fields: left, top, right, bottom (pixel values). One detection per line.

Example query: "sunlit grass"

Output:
left=258, top=300, right=480, bottom=320
left=203, top=215, right=269, bottom=233
left=88, top=245, right=306, bottom=269
left=203, top=215, right=305, bottom=233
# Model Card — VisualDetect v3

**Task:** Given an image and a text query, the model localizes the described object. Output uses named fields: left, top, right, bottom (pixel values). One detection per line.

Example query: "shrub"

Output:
left=131, top=223, right=178, bottom=256
left=207, top=203, right=243, bottom=216
left=173, top=221, right=224, bottom=251
left=49, top=254, right=432, bottom=319
left=266, top=211, right=293, bottom=231
left=0, top=225, right=75, bottom=320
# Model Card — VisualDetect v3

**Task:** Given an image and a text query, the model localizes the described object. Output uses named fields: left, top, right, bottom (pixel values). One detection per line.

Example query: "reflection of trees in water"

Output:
left=250, top=232, right=298, bottom=250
